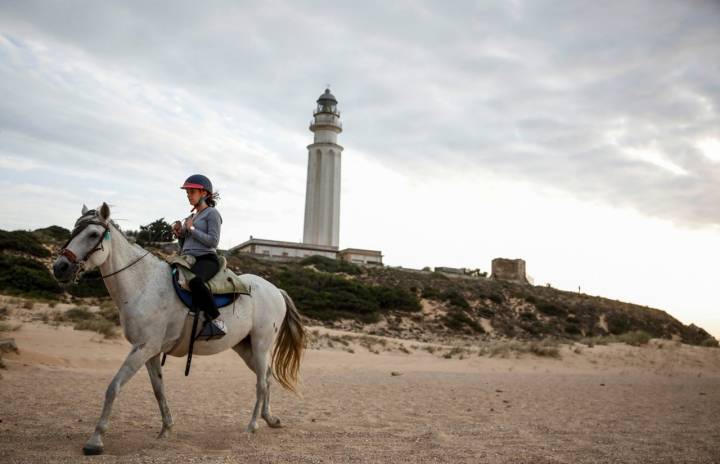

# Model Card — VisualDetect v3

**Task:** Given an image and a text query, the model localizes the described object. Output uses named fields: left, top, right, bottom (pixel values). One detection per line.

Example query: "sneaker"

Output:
left=197, top=318, right=227, bottom=340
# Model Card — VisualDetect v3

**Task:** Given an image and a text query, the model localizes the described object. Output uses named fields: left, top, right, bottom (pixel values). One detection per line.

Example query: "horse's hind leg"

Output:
left=83, top=344, right=159, bottom=455
left=146, top=353, right=173, bottom=438
left=234, top=340, right=282, bottom=429
left=261, top=364, right=282, bottom=428
left=233, top=337, right=279, bottom=432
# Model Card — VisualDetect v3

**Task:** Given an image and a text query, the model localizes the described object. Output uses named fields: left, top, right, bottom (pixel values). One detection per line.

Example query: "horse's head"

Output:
left=53, top=203, right=113, bottom=283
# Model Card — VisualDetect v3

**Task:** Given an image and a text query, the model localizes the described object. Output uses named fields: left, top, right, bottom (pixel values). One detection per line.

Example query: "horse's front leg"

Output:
left=83, top=344, right=159, bottom=455
left=146, top=353, right=173, bottom=438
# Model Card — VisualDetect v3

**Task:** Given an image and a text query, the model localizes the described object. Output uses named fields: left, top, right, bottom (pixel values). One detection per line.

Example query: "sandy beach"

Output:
left=1, top=316, right=720, bottom=464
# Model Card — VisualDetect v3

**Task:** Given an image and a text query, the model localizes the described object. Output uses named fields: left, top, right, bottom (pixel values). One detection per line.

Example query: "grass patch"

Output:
left=579, top=330, right=653, bottom=347
left=443, top=346, right=468, bottom=359
left=53, top=305, right=119, bottom=338
left=73, top=319, right=118, bottom=338
left=614, top=331, right=652, bottom=346
left=478, top=339, right=561, bottom=358
left=61, top=306, right=95, bottom=322
left=98, top=300, right=120, bottom=325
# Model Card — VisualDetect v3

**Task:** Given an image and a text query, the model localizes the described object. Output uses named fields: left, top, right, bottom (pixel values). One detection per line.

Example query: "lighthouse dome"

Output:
left=317, top=88, right=338, bottom=105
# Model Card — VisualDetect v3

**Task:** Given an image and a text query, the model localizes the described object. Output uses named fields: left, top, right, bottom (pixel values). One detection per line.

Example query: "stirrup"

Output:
left=196, top=319, right=226, bottom=341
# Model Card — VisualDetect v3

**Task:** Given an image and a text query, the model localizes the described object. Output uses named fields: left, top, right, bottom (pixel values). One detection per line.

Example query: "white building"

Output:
left=229, top=237, right=338, bottom=261
left=231, top=88, right=383, bottom=266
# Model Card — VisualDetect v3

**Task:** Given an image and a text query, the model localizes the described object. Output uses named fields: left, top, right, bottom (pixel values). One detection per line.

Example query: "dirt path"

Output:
left=1, top=322, right=719, bottom=463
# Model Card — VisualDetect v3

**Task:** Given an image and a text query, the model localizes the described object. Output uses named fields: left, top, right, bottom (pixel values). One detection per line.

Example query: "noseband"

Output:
left=59, top=211, right=110, bottom=270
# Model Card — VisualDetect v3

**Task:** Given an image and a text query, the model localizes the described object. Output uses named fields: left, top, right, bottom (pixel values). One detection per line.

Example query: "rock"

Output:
left=391, top=371, right=403, bottom=376
left=0, top=339, right=19, bottom=354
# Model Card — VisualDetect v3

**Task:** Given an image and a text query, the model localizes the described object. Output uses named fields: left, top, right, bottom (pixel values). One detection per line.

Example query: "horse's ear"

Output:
left=82, top=204, right=89, bottom=215
left=99, top=202, right=110, bottom=221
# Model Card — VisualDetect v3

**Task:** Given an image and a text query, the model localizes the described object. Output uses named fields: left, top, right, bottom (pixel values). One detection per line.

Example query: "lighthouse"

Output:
left=230, top=89, right=382, bottom=266
left=303, top=88, right=343, bottom=247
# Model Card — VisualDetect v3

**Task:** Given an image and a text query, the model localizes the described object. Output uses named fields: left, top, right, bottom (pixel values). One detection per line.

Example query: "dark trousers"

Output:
left=189, top=253, right=220, bottom=320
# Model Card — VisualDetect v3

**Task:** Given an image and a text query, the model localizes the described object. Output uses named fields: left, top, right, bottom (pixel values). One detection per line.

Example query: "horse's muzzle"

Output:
left=53, top=256, right=78, bottom=283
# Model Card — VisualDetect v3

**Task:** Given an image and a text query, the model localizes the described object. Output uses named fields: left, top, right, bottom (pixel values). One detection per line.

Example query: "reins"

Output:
left=101, top=251, right=150, bottom=279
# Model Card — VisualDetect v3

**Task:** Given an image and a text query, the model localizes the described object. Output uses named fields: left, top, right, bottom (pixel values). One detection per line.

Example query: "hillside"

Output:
left=0, top=226, right=717, bottom=347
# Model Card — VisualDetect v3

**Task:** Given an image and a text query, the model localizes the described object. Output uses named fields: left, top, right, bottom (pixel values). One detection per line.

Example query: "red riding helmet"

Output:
left=180, top=174, right=213, bottom=193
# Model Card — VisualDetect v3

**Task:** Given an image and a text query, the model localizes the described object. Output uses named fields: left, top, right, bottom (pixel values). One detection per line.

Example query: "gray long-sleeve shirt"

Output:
left=180, top=207, right=223, bottom=256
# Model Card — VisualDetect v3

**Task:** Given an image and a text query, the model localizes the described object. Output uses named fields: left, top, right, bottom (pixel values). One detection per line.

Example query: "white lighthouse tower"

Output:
left=230, top=89, right=382, bottom=265
left=303, top=88, right=343, bottom=247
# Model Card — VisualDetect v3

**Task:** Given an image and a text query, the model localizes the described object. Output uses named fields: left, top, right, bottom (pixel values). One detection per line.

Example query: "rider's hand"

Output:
left=185, top=217, right=194, bottom=231
left=172, top=221, right=183, bottom=237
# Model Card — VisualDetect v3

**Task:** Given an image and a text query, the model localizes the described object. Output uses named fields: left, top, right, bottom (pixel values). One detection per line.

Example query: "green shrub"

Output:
left=300, top=255, right=361, bottom=275
left=441, top=289, right=470, bottom=310
left=606, top=313, right=631, bottom=335
left=535, top=301, right=567, bottom=317
left=0, top=254, right=63, bottom=298
left=487, top=293, right=504, bottom=304
left=564, top=324, right=582, bottom=335
left=374, top=286, right=422, bottom=312
left=421, top=286, right=441, bottom=300
left=477, top=307, right=495, bottom=318
left=443, top=310, right=484, bottom=333
left=0, top=230, right=51, bottom=258
left=273, top=269, right=420, bottom=322
left=32, top=226, right=70, bottom=243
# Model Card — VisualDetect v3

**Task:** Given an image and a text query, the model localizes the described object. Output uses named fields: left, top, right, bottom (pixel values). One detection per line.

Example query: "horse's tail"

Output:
left=272, top=289, right=306, bottom=394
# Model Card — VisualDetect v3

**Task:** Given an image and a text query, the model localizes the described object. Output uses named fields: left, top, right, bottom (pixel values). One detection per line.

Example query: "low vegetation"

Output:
left=1, top=225, right=717, bottom=349
left=53, top=305, right=119, bottom=339
left=300, top=255, right=362, bottom=275
left=0, top=254, right=63, bottom=299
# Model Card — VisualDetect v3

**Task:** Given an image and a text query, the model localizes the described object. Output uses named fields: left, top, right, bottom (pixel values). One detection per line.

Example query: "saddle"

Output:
left=163, top=254, right=252, bottom=376
left=166, top=254, right=250, bottom=295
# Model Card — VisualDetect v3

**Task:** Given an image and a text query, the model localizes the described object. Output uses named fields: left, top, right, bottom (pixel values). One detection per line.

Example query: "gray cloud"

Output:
left=1, top=0, right=719, bottom=229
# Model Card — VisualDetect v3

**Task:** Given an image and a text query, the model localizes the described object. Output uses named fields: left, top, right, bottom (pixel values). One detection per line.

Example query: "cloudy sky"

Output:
left=1, top=1, right=719, bottom=338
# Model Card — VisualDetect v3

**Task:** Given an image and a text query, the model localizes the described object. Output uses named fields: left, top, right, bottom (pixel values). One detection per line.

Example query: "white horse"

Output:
left=52, top=203, right=305, bottom=455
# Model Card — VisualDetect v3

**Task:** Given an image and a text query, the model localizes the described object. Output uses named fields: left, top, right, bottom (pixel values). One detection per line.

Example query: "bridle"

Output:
left=58, top=210, right=150, bottom=281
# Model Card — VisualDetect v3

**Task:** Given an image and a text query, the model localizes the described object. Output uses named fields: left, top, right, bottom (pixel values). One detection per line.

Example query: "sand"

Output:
left=1, top=317, right=720, bottom=463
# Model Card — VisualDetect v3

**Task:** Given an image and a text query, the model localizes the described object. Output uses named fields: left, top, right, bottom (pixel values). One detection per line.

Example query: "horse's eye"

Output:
left=90, top=232, right=99, bottom=238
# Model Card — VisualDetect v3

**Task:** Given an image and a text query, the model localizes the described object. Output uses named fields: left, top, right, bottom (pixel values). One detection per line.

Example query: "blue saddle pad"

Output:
left=171, top=267, right=238, bottom=310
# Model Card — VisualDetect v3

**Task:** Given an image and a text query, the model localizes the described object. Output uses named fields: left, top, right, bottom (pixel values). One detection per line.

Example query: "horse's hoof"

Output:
left=245, top=423, right=259, bottom=433
left=82, top=445, right=104, bottom=455
left=267, top=417, right=283, bottom=428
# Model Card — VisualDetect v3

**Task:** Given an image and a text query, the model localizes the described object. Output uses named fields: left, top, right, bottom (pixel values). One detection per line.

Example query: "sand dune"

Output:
left=1, top=317, right=720, bottom=463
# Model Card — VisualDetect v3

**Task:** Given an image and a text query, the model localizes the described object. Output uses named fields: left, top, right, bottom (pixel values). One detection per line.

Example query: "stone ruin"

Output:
left=491, top=258, right=530, bottom=284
